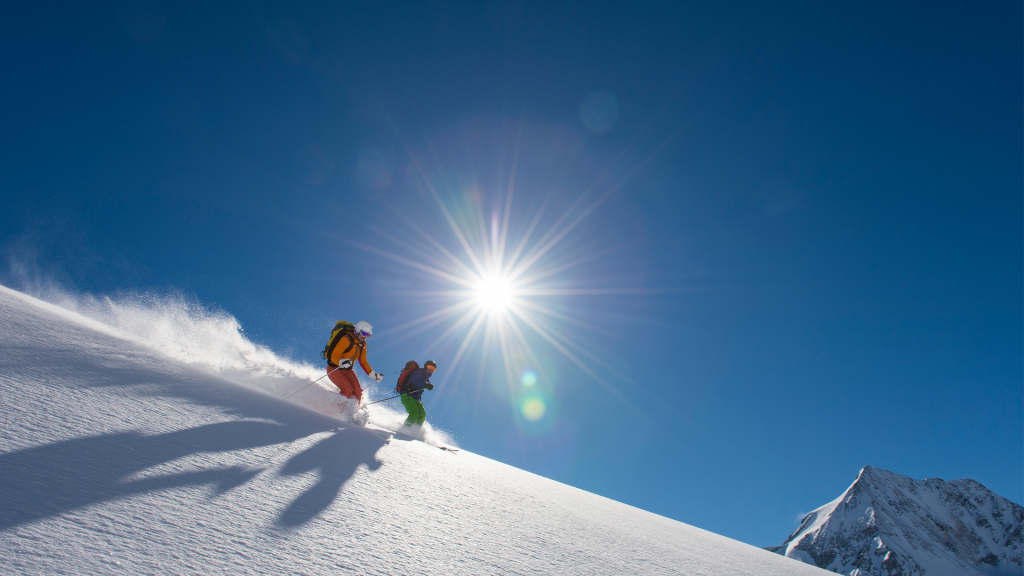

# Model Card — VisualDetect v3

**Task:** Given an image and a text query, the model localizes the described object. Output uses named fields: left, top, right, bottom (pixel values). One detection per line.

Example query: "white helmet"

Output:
left=355, top=320, right=373, bottom=338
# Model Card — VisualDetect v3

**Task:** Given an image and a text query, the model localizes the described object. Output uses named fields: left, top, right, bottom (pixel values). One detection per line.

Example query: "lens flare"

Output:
left=520, top=397, right=546, bottom=421
left=520, top=369, right=538, bottom=387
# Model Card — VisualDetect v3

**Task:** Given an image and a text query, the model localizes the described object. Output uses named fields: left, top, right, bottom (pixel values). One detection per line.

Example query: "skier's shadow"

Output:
left=275, top=430, right=385, bottom=527
left=0, top=420, right=317, bottom=530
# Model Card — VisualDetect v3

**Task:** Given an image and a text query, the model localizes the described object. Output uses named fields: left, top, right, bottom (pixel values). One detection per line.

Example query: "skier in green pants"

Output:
left=400, top=360, right=435, bottom=427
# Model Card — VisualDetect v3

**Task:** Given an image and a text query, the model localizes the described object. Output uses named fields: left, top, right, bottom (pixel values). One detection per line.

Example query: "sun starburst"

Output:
left=345, top=120, right=674, bottom=426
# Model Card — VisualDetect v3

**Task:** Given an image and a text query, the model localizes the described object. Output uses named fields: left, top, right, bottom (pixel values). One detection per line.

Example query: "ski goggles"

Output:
left=359, top=329, right=372, bottom=338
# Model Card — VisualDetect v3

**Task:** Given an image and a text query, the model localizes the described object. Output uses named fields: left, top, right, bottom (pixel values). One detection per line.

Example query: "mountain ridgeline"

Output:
left=767, top=466, right=1022, bottom=576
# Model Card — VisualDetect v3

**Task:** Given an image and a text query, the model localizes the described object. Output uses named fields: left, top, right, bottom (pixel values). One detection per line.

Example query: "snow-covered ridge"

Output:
left=0, top=284, right=832, bottom=574
left=768, top=465, right=1023, bottom=576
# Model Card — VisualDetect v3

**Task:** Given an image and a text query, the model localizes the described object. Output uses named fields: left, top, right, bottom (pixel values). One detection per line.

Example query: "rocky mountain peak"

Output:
left=767, top=466, right=1023, bottom=576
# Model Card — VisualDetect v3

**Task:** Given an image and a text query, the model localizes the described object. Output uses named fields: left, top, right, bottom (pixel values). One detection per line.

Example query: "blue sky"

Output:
left=2, top=1, right=1020, bottom=546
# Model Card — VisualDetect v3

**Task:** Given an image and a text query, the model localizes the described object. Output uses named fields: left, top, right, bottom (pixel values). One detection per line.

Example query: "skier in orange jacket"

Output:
left=322, top=320, right=383, bottom=403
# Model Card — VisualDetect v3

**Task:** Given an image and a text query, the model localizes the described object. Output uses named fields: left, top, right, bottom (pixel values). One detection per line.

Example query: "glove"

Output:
left=372, top=372, right=384, bottom=383
left=425, top=383, right=434, bottom=390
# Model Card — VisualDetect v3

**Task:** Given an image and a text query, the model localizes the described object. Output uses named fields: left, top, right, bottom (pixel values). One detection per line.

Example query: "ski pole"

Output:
left=364, top=393, right=404, bottom=406
left=283, top=366, right=342, bottom=400
left=364, top=385, right=432, bottom=407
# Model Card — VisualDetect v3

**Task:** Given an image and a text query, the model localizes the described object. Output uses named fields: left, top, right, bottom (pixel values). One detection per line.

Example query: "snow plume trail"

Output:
left=9, top=284, right=456, bottom=448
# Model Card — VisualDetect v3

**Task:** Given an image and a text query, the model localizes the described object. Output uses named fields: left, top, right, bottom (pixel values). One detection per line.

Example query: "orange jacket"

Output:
left=328, top=332, right=373, bottom=374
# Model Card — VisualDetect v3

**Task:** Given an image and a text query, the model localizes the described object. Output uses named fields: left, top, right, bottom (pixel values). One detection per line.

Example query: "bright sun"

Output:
left=474, top=274, right=515, bottom=313
left=355, top=128, right=641, bottom=400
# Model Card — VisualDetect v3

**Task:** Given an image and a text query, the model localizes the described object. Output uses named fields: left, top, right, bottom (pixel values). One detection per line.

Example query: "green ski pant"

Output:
left=401, top=394, right=426, bottom=426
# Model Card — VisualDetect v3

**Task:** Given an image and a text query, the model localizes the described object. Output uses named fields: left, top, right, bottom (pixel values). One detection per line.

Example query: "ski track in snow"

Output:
left=0, top=285, right=828, bottom=575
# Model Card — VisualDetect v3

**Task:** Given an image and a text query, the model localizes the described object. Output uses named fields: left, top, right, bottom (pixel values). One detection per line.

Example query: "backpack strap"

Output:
left=341, top=333, right=357, bottom=355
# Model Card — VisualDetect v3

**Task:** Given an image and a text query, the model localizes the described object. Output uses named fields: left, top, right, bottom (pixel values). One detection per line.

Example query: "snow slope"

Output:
left=0, top=285, right=829, bottom=575
left=768, top=466, right=1023, bottom=576
left=1, top=285, right=451, bottom=440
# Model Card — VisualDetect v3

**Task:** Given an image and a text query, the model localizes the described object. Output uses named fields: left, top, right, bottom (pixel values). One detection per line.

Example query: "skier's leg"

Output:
left=327, top=368, right=361, bottom=400
left=343, top=370, right=363, bottom=403
left=414, top=400, right=426, bottom=426
left=327, top=367, right=353, bottom=397
left=401, top=395, right=419, bottom=426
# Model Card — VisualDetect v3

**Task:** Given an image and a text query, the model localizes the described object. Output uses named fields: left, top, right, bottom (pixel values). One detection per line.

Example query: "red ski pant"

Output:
left=327, top=367, right=362, bottom=402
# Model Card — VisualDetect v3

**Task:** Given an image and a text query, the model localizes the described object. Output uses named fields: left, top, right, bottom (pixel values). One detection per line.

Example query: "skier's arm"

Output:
left=358, top=345, right=373, bottom=375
